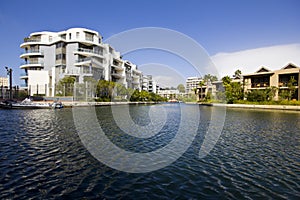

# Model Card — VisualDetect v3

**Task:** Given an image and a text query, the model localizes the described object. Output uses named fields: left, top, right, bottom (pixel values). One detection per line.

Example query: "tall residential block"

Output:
left=19, top=28, right=142, bottom=97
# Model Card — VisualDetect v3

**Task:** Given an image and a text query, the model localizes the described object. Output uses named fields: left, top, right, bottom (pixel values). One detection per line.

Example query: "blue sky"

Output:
left=0, top=0, right=299, bottom=86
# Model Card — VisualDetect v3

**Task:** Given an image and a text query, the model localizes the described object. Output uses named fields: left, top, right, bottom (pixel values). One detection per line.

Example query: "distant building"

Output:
left=186, top=77, right=202, bottom=94
left=142, top=75, right=158, bottom=93
left=158, top=89, right=180, bottom=99
left=0, top=77, right=8, bottom=87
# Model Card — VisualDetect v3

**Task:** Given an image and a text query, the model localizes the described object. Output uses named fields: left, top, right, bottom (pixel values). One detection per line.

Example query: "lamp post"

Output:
left=5, top=67, right=13, bottom=100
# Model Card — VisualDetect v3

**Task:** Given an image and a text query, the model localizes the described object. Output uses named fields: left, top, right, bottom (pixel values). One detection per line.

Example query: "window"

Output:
left=56, top=42, right=65, bottom=48
left=56, top=54, right=66, bottom=60
left=76, top=32, right=79, bottom=39
left=69, top=33, right=71, bottom=40
left=60, top=34, right=66, bottom=40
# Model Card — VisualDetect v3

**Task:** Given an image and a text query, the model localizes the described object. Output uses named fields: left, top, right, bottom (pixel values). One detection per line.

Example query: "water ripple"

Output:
left=0, top=106, right=299, bottom=199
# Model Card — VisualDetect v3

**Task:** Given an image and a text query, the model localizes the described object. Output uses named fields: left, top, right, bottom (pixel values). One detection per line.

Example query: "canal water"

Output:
left=0, top=104, right=299, bottom=199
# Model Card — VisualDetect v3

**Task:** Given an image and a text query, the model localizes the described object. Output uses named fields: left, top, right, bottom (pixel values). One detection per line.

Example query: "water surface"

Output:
left=0, top=104, right=299, bottom=199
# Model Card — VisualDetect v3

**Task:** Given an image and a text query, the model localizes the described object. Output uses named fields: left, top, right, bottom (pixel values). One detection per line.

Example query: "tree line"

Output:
left=55, top=76, right=166, bottom=102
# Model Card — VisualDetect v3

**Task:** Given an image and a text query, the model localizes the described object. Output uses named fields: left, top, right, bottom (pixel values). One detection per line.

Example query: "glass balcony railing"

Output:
left=76, top=58, right=91, bottom=63
left=23, top=38, right=41, bottom=43
left=20, top=61, right=44, bottom=65
left=21, top=50, right=43, bottom=54
left=76, top=48, right=103, bottom=56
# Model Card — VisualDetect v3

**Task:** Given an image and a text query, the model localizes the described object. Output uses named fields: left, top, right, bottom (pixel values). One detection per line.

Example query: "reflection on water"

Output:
left=0, top=105, right=299, bottom=199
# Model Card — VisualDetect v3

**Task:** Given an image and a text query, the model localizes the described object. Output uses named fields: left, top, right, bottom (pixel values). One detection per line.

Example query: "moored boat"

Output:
left=0, top=98, right=63, bottom=109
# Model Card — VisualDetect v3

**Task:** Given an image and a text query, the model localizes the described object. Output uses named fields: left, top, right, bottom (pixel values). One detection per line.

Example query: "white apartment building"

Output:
left=158, top=89, right=181, bottom=99
left=19, top=28, right=142, bottom=97
left=142, top=75, right=158, bottom=93
left=186, top=77, right=203, bottom=94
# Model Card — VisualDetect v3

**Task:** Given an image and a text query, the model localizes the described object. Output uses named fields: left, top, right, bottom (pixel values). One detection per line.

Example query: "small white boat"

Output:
left=52, top=101, right=64, bottom=109
left=0, top=98, right=63, bottom=109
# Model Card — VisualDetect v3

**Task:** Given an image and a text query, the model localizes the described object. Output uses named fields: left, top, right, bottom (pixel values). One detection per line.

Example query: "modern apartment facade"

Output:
left=20, top=28, right=143, bottom=97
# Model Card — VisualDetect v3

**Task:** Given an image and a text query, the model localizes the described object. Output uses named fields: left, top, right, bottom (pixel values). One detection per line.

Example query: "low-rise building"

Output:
left=186, top=77, right=202, bottom=94
left=158, top=89, right=180, bottom=99
left=243, top=63, right=300, bottom=100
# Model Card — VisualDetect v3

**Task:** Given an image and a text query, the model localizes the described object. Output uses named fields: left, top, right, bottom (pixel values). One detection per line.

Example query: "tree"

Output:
left=96, top=80, right=115, bottom=99
left=222, top=76, right=243, bottom=103
left=177, top=84, right=186, bottom=93
left=234, top=69, right=242, bottom=79
left=279, top=77, right=297, bottom=100
left=222, top=76, right=231, bottom=86
left=198, top=81, right=205, bottom=101
left=203, top=74, right=218, bottom=84
left=56, top=76, right=76, bottom=96
left=114, top=83, right=127, bottom=100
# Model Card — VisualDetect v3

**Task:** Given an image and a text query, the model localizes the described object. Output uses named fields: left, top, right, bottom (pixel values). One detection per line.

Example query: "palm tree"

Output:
left=234, top=69, right=242, bottom=79
left=199, top=81, right=205, bottom=101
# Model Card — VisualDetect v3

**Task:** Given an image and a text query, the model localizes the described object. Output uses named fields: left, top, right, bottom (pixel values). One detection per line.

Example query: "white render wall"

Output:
left=28, top=70, right=49, bottom=96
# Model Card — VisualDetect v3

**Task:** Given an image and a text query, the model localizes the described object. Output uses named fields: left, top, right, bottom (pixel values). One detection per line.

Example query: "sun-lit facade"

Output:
left=20, top=28, right=144, bottom=96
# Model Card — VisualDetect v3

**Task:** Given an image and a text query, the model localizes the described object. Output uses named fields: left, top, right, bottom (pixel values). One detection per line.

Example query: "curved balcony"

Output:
left=74, top=58, right=92, bottom=66
left=20, top=39, right=43, bottom=48
left=20, top=61, right=44, bottom=69
left=132, top=80, right=140, bottom=85
left=111, top=71, right=123, bottom=79
left=20, top=50, right=44, bottom=58
left=112, top=64, right=124, bottom=71
left=20, top=73, right=28, bottom=79
left=74, top=48, right=104, bottom=59
left=78, top=38, right=104, bottom=47
left=132, top=69, right=142, bottom=74
left=132, top=75, right=140, bottom=80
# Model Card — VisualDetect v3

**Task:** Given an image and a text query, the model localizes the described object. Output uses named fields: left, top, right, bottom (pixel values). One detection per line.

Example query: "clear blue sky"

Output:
left=0, top=0, right=299, bottom=85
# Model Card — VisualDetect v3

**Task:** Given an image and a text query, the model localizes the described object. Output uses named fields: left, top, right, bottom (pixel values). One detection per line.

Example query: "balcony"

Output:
left=278, top=82, right=298, bottom=88
left=20, top=61, right=44, bottom=69
left=74, top=48, right=104, bottom=58
left=132, top=80, right=140, bottom=85
left=251, top=82, right=270, bottom=88
left=112, top=65, right=123, bottom=71
left=20, top=73, right=28, bottom=79
left=20, top=50, right=43, bottom=58
left=111, top=70, right=122, bottom=79
left=20, top=39, right=42, bottom=48
left=91, top=58, right=104, bottom=69
left=132, top=69, right=142, bottom=74
left=74, top=58, right=92, bottom=66
left=132, top=74, right=140, bottom=80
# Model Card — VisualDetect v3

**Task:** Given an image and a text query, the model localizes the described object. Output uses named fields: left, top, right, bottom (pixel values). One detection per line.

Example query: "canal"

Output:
left=0, top=104, right=299, bottom=199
